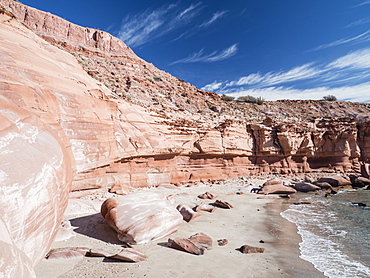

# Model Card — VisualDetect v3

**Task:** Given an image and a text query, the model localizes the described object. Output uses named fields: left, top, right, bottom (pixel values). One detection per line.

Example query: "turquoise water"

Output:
left=281, top=189, right=370, bottom=278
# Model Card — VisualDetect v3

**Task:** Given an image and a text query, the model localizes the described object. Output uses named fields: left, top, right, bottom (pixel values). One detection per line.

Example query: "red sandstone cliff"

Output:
left=2, top=0, right=370, bottom=193
left=1, top=1, right=370, bottom=274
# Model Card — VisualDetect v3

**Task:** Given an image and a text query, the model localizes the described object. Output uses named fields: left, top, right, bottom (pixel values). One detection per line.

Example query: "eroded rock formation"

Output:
left=0, top=87, right=72, bottom=275
left=101, top=192, right=183, bottom=244
left=1, top=0, right=370, bottom=195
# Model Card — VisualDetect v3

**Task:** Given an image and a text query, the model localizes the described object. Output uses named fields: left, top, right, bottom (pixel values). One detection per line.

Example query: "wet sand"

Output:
left=265, top=196, right=327, bottom=278
left=34, top=178, right=324, bottom=278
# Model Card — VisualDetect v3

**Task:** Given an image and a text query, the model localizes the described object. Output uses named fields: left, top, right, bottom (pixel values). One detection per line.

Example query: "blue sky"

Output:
left=21, top=0, right=370, bottom=102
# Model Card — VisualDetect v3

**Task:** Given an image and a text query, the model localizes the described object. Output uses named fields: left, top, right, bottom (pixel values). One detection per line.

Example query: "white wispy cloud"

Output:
left=225, top=64, right=322, bottom=88
left=202, top=48, right=370, bottom=102
left=311, top=30, right=370, bottom=51
left=327, top=48, right=370, bottom=69
left=201, top=81, right=223, bottom=91
left=118, top=3, right=203, bottom=47
left=200, top=11, right=228, bottom=28
left=346, top=17, right=370, bottom=28
left=171, top=44, right=238, bottom=64
left=176, top=3, right=203, bottom=22
left=171, top=9, right=228, bottom=42
left=226, top=83, right=370, bottom=103
left=354, top=1, right=370, bottom=7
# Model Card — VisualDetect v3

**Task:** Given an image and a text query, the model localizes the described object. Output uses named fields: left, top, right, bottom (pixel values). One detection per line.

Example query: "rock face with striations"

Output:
left=101, top=192, right=183, bottom=244
left=0, top=89, right=72, bottom=275
left=1, top=0, right=370, bottom=274
left=1, top=0, right=370, bottom=194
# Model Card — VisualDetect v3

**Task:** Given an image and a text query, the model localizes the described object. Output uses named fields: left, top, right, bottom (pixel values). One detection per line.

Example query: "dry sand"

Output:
left=34, top=178, right=325, bottom=278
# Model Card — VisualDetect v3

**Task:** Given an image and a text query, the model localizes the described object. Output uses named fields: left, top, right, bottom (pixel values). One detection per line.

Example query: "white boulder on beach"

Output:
left=101, top=192, right=183, bottom=244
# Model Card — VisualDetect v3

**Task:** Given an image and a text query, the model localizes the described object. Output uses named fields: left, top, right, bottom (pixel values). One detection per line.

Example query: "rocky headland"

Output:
left=1, top=0, right=370, bottom=276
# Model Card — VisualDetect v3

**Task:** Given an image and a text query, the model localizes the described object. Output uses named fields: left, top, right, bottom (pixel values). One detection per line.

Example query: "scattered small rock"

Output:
left=167, top=233, right=212, bottom=255
left=212, top=200, right=234, bottom=209
left=352, top=202, right=367, bottom=207
left=110, top=248, right=147, bottom=262
left=198, top=192, right=218, bottom=199
left=279, top=194, right=290, bottom=199
left=188, top=233, right=213, bottom=250
left=177, top=204, right=200, bottom=222
left=89, top=249, right=114, bottom=257
left=46, top=247, right=88, bottom=260
left=217, top=239, right=228, bottom=246
left=193, top=204, right=217, bottom=213
left=239, top=245, right=265, bottom=254
left=46, top=247, right=146, bottom=262
left=293, top=201, right=312, bottom=205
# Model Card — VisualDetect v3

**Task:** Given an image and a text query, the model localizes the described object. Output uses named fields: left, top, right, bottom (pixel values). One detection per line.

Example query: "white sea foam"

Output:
left=281, top=203, right=370, bottom=278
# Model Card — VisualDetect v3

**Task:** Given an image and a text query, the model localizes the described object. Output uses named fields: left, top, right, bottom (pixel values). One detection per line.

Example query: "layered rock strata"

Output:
left=1, top=0, right=370, bottom=195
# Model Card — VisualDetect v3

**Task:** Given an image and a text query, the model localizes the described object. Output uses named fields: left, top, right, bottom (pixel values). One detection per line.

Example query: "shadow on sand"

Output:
left=69, top=213, right=122, bottom=245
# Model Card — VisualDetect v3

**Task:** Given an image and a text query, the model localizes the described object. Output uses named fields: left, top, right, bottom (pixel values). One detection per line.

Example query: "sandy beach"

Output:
left=34, top=177, right=325, bottom=278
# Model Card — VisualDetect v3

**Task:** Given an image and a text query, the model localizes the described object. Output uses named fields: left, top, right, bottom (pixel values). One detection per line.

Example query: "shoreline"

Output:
left=265, top=195, right=327, bottom=278
left=35, top=179, right=324, bottom=278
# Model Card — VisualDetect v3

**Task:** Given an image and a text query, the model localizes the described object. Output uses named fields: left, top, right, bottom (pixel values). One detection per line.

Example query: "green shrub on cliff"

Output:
left=236, top=95, right=265, bottom=105
left=221, top=94, right=235, bottom=101
left=322, top=95, right=337, bottom=101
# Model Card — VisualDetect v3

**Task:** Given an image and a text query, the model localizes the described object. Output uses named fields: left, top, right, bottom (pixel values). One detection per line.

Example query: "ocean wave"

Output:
left=281, top=202, right=370, bottom=278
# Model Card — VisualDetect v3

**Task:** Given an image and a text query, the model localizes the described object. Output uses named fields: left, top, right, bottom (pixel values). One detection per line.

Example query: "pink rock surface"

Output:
left=101, top=192, right=183, bottom=244
left=167, top=232, right=213, bottom=255
left=194, top=204, right=217, bottom=213
left=259, top=183, right=297, bottom=195
left=317, top=176, right=352, bottom=187
left=0, top=96, right=72, bottom=273
left=239, top=244, right=265, bottom=254
left=198, top=191, right=218, bottom=199
left=212, top=200, right=234, bottom=209
left=110, top=248, right=147, bottom=262
left=177, top=204, right=200, bottom=222
left=0, top=0, right=367, bottom=196
left=293, top=182, right=321, bottom=192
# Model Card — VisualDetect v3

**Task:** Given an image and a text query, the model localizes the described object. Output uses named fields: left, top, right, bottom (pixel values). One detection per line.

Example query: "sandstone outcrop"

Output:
left=100, top=192, right=183, bottom=244
left=259, top=180, right=297, bottom=195
left=1, top=0, right=370, bottom=196
left=313, top=182, right=332, bottom=189
left=0, top=90, right=72, bottom=274
left=293, top=182, right=321, bottom=192
left=350, top=176, right=370, bottom=188
left=317, top=176, right=352, bottom=187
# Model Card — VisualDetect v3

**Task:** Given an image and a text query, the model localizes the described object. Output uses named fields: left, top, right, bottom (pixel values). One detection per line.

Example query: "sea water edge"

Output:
left=281, top=188, right=370, bottom=278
